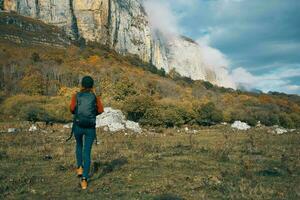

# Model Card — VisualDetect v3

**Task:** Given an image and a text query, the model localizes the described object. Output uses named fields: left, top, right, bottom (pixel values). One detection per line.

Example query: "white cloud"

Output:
left=143, top=0, right=198, bottom=35
left=231, top=67, right=300, bottom=94
left=196, top=36, right=231, bottom=69
left=143, top=0, right=180, bottom=35
left=286, top=85, right=300, bottom=91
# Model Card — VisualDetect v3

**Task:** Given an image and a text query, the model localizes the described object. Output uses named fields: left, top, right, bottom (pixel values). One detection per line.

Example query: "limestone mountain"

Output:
left=1, top=0, right=235, bottom=88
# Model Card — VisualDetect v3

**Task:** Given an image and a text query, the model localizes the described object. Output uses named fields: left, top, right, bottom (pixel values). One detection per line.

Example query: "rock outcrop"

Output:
left=96, top=107, right=142, bottom=133
left=161, top=34, right=235, bottom=88
left=231, top=121, right=251, bottom=131
left=1, top=0, right=234, bottom=88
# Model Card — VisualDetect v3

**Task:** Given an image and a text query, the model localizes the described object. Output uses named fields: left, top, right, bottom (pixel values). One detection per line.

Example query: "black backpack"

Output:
left=74, top=92, right=97, bottom=128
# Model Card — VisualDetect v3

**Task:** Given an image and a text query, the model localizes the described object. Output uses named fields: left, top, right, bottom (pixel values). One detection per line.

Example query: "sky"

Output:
left=143, top=0, right=300, bottom=95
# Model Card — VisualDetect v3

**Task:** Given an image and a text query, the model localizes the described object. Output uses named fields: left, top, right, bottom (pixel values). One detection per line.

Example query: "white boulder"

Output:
left=63, top=123, right=73, bottom=129
left=231, top=121, right=251, bottom=130
left=125, top=121, right=142, bottom=133
left=8, top=128, right=17, bottom=133
left=96, top=107, right=142, bottom=133
left=108, top=123, right=125, bottom=132
left=275, top=128, right=288, bottom=135
left=96, top=108, right=125, bottom=127
left=29, top=125, right=38, bottom=132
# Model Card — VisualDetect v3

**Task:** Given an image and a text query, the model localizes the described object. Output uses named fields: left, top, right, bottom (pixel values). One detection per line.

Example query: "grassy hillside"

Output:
left=0, top=11, right=300, bottom=128
left=0, top=38, right=299, bottom=128
left=0, top=122, right=299, bottom=199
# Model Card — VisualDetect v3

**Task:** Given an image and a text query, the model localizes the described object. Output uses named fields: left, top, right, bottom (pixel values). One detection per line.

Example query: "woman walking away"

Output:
left=70, top=76, right=104, bottom=190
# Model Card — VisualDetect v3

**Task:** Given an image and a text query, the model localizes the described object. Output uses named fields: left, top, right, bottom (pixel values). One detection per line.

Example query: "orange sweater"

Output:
left=70, top=93, right=104, bottom=115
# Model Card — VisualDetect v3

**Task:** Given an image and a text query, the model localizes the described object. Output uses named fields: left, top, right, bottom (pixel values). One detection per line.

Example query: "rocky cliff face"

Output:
left=1, top=0, right=234, bottom=88
left=164, top=35, right=235, bottom=88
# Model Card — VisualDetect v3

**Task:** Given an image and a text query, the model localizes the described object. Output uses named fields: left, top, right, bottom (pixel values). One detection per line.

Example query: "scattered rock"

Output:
left=125, top=121, right=142, bottom=133
left=275, top=128, right=288, bottom=135
left=231, top=121, right=251, bottom=130
left=96, top=107, right=142, bottom=133
left=97, top=107, right=125, bottom=125
left=185, top=127, right=189, bottom=132
left=8, top=128, right=17, bottom=133
left=63, top=123, right=73, bottom=129
left=30, top=189, right=36, bottom=194
left=29, top=125, right=38, bottom=132
left=256, top=121, right=262, bottom=127
left=41, top=130, right=48, bottom=134
left=221, top=122, right=227, bottom=125
left=268, top=126, right=296, bottom=135
left=108, top=122, right=125, bottom=132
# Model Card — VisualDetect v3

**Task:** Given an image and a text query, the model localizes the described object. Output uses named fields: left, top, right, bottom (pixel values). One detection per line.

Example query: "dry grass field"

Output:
left=0, top=122, right=299, bottom=200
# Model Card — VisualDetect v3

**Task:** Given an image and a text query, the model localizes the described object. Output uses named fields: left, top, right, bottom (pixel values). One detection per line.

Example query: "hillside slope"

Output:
left=1, top=0, right=235, bottom=87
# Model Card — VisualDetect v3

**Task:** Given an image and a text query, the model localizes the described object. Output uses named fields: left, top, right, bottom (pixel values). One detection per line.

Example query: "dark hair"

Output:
left=81, top=76, right=94, bottom=89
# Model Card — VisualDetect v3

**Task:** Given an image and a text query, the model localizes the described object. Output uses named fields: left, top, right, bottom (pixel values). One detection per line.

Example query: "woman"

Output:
left=70, top=76, right=104, bottom=190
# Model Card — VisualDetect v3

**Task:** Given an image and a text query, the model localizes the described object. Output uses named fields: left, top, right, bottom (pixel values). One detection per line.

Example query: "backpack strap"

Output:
left=75, top=92, right=80, bottom=115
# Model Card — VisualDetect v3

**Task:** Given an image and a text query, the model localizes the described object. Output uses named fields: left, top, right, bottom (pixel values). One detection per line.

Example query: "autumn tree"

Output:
left=19, top=68, right=45, bottom=95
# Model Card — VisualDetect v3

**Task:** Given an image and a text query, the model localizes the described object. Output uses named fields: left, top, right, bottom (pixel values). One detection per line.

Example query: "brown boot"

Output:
left=76, top=166, right=83, bottom=177
left=81, top=178, right=88, bottom=190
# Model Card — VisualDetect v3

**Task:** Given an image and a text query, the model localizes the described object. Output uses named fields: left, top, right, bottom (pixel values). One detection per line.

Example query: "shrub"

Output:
left=203, top=81, right=214, bottom=90
left=279, top=114, right=295, bottom=129
left=161, top=105, right=185, bottom=127
left=22, top=105, right=50, bottom=122
left=19, top=71, right=45, bottom=95
left=258, top=113, right=280, bottom=126
left=243, top=115, right=257, bottom=126
left=123, top=95, right=156, bottom=122
left=176, top=106, right=196, bottom=124
left=229, top=109, right=257, bottom=126
left=168, top=69, right=193, bottom=85
left=0, top=95, right=46, bottom=118
left=113, top=78, right=138, bottom=101
left=140, top=104, right=185, bottom=127
left=195, top=102, right=223, bottom=126
left=140, top=107, right=164, bottom=127
left=124, top=55, right=166, bottom=77
left=191, top=82, right=206, bottom=98
left=268, top=114, right=280, bottom=126
left=290, top=113, right=300, bottom=128
left=0, top=95, right=72, bottom=123
left=31, top=52, right=40, bottom=62
left=155, top=80, right=181, bottom=98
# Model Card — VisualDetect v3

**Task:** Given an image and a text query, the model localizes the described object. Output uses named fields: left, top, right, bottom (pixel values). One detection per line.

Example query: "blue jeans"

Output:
left=73, top=124, right=96, bottom=179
